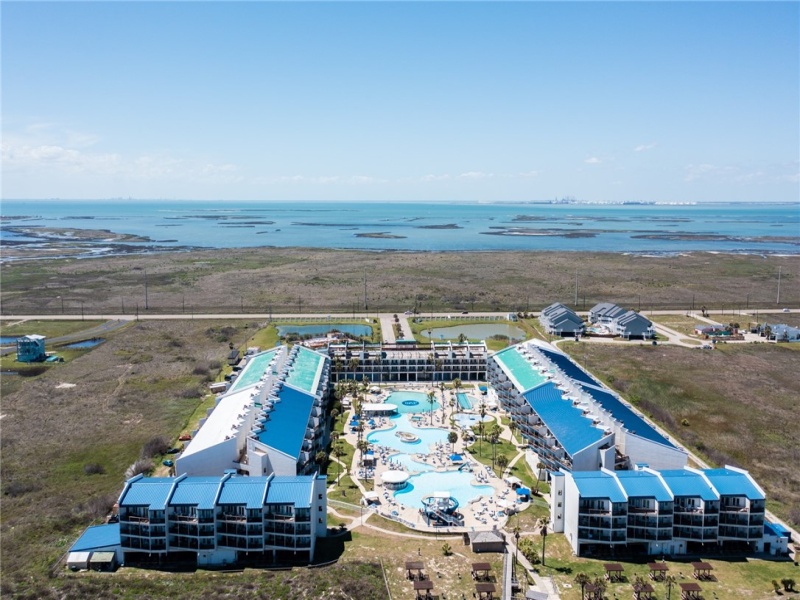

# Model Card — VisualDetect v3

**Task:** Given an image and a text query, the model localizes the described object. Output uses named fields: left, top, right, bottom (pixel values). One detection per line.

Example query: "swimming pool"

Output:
left=453, top=413, right=493, bottom=428
left=366, top=415, right=449, bottom=454
left=393, top=470, right=494, bottom=510
left=385, top=391, right=441, bottom=414
left=389, top=453, right=436, bottom=473
left=456, top=392, right=482, bottom=410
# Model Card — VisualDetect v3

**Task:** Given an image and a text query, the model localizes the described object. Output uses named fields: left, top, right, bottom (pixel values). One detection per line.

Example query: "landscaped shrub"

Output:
left=141, top=435, right=170, bottom=459
left=125, top=459, right=154, bottom=479
left=83, top=463, right=105, bottom=475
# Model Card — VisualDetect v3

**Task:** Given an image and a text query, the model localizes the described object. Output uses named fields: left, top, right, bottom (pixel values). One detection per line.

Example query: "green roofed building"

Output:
left=177, top=345, right=330, bottom=478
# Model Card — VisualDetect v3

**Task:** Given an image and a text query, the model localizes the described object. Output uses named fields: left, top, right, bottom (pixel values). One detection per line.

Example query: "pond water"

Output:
left=64, top=339, right=104, bottom=349
left=276, top=323, right=372, bottom=337
left=421, top=323, right=526, bottom=341
left=0, top=336, right=21, bottom=345
left=393, top=470, right=494, bottom=510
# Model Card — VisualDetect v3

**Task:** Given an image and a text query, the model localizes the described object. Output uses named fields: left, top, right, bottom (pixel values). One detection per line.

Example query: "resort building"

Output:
left=550, top=465, right=769, bottom=557
left=588, top=302, right=627, bottom=325
left=588, top=303, right=655, bottom=339
left=118, top=472, right=327, bottom=567
left=489, top=339, right=687, bottom=473
left=327, top=340, right=487, bottom=384
left=176, top=344, right=330, bottom=478
left=538, top=303, right=586, bottom=337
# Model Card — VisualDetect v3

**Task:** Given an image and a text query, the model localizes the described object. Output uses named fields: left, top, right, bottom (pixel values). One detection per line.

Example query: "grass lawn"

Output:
left=0, top=319, right=106, bottom=338
left=541, top=533, right=799, bottom=600
left=649, top=313, right=709, bottom=337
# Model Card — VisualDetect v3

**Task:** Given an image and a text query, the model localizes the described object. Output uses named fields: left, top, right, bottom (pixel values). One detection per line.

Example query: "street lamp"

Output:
left=57, top=296, right=64, bottom=314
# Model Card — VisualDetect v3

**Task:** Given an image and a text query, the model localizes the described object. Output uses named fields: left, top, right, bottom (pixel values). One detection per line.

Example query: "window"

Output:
left=558, top=502, right=562, bottom=508
left=318, top=494, right=322, bottom=500
left=558, top=490, right=562, bottom=496
left=318, top=506, right=322, bottom=511
left=318, top=518, right=323, bottom=524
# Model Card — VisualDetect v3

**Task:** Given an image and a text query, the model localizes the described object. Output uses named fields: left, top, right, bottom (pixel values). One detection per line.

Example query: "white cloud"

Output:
left=517, top=170, right=540, bottom=178
left=634, top=143, right=657, bottom=152
left=457, top=171, right=493, bottom=179
left=584, top=157, right=602, bottom=165
left=421, top=173, right=451, bottom=182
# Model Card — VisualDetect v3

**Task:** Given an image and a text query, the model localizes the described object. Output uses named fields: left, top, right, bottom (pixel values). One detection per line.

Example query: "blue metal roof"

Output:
left=615, top=470, right=673, bottom=502
left=658, top=470, right=719, bottom=501
left=580, top=384, right=675, bottom=449
left=523, top=381, right=606, bottom=456
left=217, top=476, right=269, bottom=508
left=704, top=468, right=765, bottom=500
left=70, top=523, right=120, bottom=552
left=265, top=475, right=315, bottom=508
left=571, top=471, right=627, bottom=503
left=257, top=384, right=315, bottom=459
left=764, top=522, right=790, bottom=538
left=538, top=347, right=600, bottom=387
left=119, top=477, right=175, bottom=509
left=170, top=477, right=222, bottom=510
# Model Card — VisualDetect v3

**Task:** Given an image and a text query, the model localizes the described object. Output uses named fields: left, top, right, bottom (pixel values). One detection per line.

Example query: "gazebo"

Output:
left=633, top=581, right=655, bottom=599
left=413, top=579, right=434, bottom=599
left=471, top=562, right=491, bottom=581
left=405, top=560, right=426, bottom=581
left=691, top=561, right=714, bottom=581
left=647, top=562, right=669, bottom=581
left=603, top=563, right=625, bottom=582
left=679, top=582, right=702, bottom=599
left=475, top=582, right=497, bottom=599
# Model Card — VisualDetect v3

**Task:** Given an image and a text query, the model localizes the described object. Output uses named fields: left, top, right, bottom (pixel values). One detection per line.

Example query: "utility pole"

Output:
left=574, top=270, right=578, bottom=306
left=777, top=266, right=782, bottom=304
left=144, top=268, right=149, bottom=310
left=364, top=268, right=368, bottom=310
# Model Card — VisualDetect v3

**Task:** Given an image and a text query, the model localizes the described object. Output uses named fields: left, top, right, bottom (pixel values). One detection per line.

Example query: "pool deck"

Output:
left=341, top=383, right=528, bottom=533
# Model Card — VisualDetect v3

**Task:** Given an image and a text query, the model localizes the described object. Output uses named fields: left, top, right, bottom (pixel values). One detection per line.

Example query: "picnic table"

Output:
left=603, top=562, right=625, bottom=582
left=475, top=581, right=497, bottom=599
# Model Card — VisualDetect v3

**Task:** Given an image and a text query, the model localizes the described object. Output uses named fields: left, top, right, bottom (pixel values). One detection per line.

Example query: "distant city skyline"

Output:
left=2, top=2, right=798, bottom=203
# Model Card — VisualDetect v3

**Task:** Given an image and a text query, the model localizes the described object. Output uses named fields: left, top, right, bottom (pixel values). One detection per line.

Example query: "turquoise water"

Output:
left=284, top=347, right=324, bottom=393
left=386, top=391, right=441, bottom=414
left=2, top=201, right=798, bottom=257
left=423, top=323, right=526, bottom=341
left=389, top=453, right=436, bottom=473
left=277, top=323, right=372, bottom=337
left=0, top=336, right=20, bottom=345
left=453, top=414, right=493, bottom=428
left=456, top=392, right=472, bottom=410
left=63, top=338, right=104, bottom=349
left=366, top=415, right=449, bottom=453
left=229, top=348, right=279, bottom=392
left=393, top=470, right=494, bottom=509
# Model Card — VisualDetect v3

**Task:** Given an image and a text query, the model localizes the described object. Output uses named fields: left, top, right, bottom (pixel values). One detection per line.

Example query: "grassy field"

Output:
left=1, top=249, right=796, bottom=315
left=0, top=319, right=106, bottom=338
left=560, top=341, right=800, bottom=527
left=541, top=533, right=798, bottom=600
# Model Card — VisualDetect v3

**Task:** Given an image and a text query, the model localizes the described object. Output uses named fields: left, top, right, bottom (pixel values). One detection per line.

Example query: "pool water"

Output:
left=453, top=414, right=493, bottom=428
left=0, top=336, right=21, bottom=345
left=366, top=414, right=449, bottom=454
left=456, top=392, right=480, bottom=410
left=389, top=453, right=436, bottom=473
left=393, top=470, right=494, bottom=510
left=385, top=391, right=441, bottom=414
left=63, top=338, right=104, bottom=349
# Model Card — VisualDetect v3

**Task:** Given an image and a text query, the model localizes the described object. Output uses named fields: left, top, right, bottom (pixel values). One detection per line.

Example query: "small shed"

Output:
left=227, top=348, right=241, bottom=366
left=68, top=523, right=122, bottom=568
left=469, top=529, right=505, bottom=553
left=67, top=551, right=91, bottom=571
left=16, top=334, right=46, bottom=363
left=89, top=551, right=118, bottom=572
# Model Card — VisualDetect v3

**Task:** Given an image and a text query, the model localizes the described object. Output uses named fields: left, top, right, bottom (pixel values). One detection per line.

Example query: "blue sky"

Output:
left=2, top=1, right=798, bottom=203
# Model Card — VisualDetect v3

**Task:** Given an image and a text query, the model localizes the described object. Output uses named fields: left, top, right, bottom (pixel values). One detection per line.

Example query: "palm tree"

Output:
left=590, top=576, right=606, bottom=600
left=357, top=440, right=369, bottom=470
left=574, top=573, right=591, bottom=600
left=632, top=574, right=647, bottom=600
left=664, top=573, right=677, bottom=600
left=448, top=430, right=458, bottom=453
left=496, top=454, right=509, bottom=471
left=488, top=423, right=501, bottom=470
left=538, top=517, right=548, bottom=567
left=512, top=524, right=521, bottom=578
left=315, top=450, right=328, bottom=471
left=508, top=420, right=518, bottom=443
left=427, top=389, right=436, bottom=425
left=348, top=356, right=360, bottom=381
left=478, top=402, right=487, bottom=456
left=331, top=441, right=345, bottom=484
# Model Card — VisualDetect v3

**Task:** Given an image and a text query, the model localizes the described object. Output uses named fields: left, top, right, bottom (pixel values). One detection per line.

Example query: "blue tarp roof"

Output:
left=170, top=477, right=222, bottom=509
left=571, top=471, right=627, bottom=503
left=615, top=470, right=673, bottom=502
left=704, top=468, right=765, bottom=500
left=218, top=476, right=268, bottom=508
left=523, top=381, right=606, bottom=456
left=257, top=385, right=315, bottom=459
left=580, top=384, right=675, bottom=449
left=119, top=477, right=175, bottom=509
left=265, top=476, right=315, bottom=508
left=658, top=469, right=719, bottom=501
left=70, top=523, right=120, bottom=552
